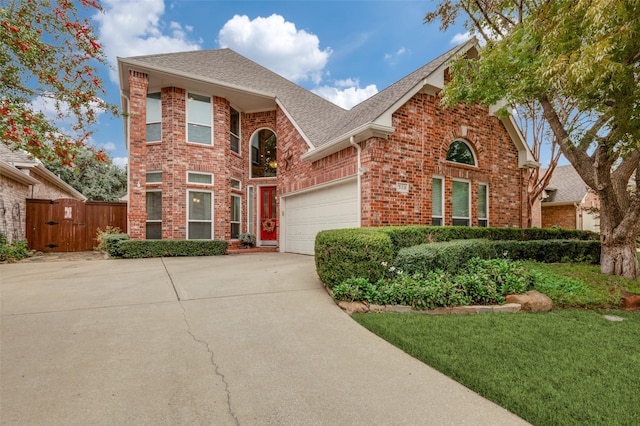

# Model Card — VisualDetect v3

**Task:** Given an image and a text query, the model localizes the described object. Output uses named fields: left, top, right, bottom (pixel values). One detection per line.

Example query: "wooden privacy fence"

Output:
left=26, top=199, right=127, bottom=252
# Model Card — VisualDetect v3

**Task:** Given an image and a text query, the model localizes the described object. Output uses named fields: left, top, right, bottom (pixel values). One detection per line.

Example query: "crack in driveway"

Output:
left=161, top=258, right=240, bottom=425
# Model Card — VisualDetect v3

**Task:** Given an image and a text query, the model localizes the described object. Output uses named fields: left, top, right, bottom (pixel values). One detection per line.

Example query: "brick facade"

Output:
left=0, top=174, right=30, bottom=242
left=126, top=70, right=529, bottom=245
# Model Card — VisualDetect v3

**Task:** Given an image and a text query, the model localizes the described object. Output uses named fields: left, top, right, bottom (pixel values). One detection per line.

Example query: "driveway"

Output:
left=1, top=253, right=528, bottom=425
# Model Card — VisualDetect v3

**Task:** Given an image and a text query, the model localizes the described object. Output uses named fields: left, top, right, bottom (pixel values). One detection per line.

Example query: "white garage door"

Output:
left=282, top=179, right=358, bottom=255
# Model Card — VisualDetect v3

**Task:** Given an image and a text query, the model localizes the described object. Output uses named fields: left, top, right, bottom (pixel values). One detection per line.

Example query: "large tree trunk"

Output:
left=600, top=240, right=639, bottom=278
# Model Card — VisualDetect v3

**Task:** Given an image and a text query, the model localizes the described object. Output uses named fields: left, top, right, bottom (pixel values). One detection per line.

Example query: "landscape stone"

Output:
left=505, top=291, right=553, bottom=312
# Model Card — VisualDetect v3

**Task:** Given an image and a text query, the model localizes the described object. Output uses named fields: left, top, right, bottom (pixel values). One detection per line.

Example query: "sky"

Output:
left=65, top=0, right=473, bottom=168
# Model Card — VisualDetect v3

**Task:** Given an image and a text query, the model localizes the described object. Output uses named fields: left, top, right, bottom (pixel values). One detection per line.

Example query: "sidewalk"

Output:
left=1, top=253, right=529, bottom=425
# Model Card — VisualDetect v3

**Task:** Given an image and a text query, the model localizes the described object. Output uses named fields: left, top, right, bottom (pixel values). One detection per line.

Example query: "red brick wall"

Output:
left=542, top=205, right=576, bottom=229
left=127, top=70, right=149, bottom=239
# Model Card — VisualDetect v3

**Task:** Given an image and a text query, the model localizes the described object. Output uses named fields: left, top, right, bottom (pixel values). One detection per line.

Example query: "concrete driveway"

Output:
left=1, top=253, right=528, bottom=425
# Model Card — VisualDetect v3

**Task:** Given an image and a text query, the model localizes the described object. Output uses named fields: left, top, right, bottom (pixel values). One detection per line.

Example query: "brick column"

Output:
left=127, top=70, right=149, bottom=239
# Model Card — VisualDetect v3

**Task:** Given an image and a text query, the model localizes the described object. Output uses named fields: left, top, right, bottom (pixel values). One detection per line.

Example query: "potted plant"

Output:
left=239, top=232, right=256, bottom=249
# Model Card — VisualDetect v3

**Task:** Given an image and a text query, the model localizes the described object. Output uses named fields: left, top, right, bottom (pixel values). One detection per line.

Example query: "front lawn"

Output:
left=354, top=310, right=640, bottom=425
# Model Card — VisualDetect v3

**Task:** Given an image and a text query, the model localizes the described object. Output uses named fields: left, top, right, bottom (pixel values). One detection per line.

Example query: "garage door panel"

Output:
left=284, top=180, right=358, bottom=255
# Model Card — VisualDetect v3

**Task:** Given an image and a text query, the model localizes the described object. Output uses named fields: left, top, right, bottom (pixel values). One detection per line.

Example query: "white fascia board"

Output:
left=301, top=122, right=395, bottom=162
left=489, top=102, right=539, bottom=169
left=275, top=98, right=314, bottom=150
left=0, top=161, right=39, bottom=185
left=32, top=164, right=87, bottom=201
left=541, top=201, right=580, bottom=207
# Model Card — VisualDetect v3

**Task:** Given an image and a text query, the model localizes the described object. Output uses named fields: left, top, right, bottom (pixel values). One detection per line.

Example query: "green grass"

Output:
left=354, top=310, right=640, bottom=425
left=526, top=259, right=640, bottom=308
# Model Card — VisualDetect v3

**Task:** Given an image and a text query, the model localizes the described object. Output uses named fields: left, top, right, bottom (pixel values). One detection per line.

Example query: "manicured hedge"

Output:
left=314, top=226, right=601, bottom=287
left=104, top=233, right=130, bottom=257
left=395, top=239, right=601, bottom=276
left=106, top=238, right=228, bottom=258
left=315, top=228, right=394, bottom=288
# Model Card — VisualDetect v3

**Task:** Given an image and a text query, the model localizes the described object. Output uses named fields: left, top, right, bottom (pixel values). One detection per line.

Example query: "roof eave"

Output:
left=0, top=161, right=39, bottom=185
left=489, top=102, right=539, bottom=169
left=301, top=123, right=395, bottom=162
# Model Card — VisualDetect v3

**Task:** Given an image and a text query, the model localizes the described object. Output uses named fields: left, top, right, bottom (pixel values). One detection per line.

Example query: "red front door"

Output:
left=260, top=186, right=278, bottom=243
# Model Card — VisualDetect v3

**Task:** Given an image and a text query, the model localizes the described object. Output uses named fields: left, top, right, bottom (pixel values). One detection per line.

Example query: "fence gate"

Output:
left=26, top=199, right=127, bottom=252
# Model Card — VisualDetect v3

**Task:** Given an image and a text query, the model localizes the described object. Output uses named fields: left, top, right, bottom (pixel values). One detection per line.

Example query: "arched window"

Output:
left=446, top=140, right=476, bottom=166
left=250, top=129, right=277, bottom=178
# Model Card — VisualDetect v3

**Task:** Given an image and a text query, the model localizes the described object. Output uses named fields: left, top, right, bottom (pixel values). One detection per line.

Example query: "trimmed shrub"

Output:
left=0, top=234, right=30, bottom=262
left=315, top=228, right=394, bottom=288
left=106, top=238, right=227, bottom=258
left=104, top=233, right=129, bottom=257
left=395, top=239, right=601, bottom=276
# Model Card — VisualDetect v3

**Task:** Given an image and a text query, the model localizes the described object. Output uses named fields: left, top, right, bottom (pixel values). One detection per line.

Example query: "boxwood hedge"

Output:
left=106, top=237, right=228, bottom=258
left=315, top=226, right=601, bottom=288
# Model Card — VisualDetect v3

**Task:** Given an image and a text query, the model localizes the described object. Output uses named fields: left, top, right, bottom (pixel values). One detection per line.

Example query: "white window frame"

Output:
left=187, top=171, right=214, bottom=186
left=146, top=92, right=161, bottom=143
left=231, top=177, right=241, bottom=191
left=431, top=176, right=444, bottom=226
left=187, top=190, right=213, bottom=240
left=247, top=185, right=254, bottom=235
left=452, top=178, right=471, bottom=226
left=146, top=189, right=162, bottom=239
left=146, top=171, right=162, bottom=184
left=478, top=183, right=489, bottom=227
left=230, top=106, right=241, bottom=154
left=231, top=194, right=241, bottom=239
left=446, top=139, right=477, bottom=166
left=186, top=92, right=212, bottom=145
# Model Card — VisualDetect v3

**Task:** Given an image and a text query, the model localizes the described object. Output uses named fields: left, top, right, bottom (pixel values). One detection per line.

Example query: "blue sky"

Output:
left=72, top=0, right=472, bottom=167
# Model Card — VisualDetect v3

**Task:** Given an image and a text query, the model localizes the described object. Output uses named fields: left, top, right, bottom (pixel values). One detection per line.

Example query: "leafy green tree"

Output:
left=1, top=0, right=118, bottom=165
left=426, top=0, right=640, bottom=278
left=44, top=149, right=126, bottom=201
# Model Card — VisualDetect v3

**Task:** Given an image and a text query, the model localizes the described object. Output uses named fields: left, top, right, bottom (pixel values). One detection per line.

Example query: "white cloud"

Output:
left=312, top=79, right=378, bottom=110
left=112, top=156, right=128, bottom=169
left=450, top=31, right=473, bottom=44
left=102, top=142, right=116, bottom=151
left=94, top=0, right=201, bottom=82
left=218, top=14, right=331, bottom=84
left=384, top=47, right=409, bottom=64
left=30, top=94, right=106, bottom=125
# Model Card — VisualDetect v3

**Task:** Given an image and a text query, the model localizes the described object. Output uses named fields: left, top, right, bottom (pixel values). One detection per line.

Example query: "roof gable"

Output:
left=543, top=164, right=590, bottom=204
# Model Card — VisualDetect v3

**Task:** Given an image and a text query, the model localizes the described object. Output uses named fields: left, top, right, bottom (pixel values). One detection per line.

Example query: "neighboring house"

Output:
left=117, top=40, right=538, bottom=255
left=541, top=164, right=600, bottom=232
left=0, top=143, right=86, bottom=243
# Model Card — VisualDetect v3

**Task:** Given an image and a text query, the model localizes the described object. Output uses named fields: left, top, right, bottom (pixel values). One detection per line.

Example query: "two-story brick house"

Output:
left=117, top=40, right=537, bottom=255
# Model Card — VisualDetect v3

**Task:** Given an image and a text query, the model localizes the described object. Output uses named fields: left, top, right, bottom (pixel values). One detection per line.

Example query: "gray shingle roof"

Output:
left=121, top=41, right=474, bottom=148
left=543, top=164, right=590, bottom=204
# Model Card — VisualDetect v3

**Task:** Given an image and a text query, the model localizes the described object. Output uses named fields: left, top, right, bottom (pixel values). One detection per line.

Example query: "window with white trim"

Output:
left=247, top=186, right=254, bottom=235
left=230, top=107, right=240, bottom=154
left=188, top=191, right=212, bottom=239
left=446, top=140, right=476, bottom=166
left=478, top=183, right=489, bottom=227
left=187, top=172, right=213, bottom=185
left=432, top=177, right=443, bottom=226
left=231, top=178, right=241, bottom=190
left=452, top=180, right=471, bottom=226
left=146, top=171, right=162, bottom=184
left=146, top=92, right=161, bottom=143
left=146, top=190, right=162, bottom=239
left=187, top=93, right=212, bottom=145
left=231, top=194, right=241, bottom=239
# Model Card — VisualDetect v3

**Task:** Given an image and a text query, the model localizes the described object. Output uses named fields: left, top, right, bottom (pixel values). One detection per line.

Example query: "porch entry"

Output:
left=259, top=186, right=277, bottom=245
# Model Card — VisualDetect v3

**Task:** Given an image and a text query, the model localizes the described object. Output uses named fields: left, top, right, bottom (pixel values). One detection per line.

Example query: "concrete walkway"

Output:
left=1, top=253, right=529, bottom=425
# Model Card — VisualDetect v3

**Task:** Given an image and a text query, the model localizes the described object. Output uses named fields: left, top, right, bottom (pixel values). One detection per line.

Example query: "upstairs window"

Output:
left=187, top=93, right=212, bottom=145
left=250, top=129, right=277, bottom=178
left=146, top=92, right=161, bottom=142
left=230, top=107, right=240, bottom=154
left=446, top=140, right=476, bottom=166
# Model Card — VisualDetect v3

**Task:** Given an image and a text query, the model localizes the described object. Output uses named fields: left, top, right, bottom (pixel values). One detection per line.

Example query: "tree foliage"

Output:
left=44, top=149, right=126, bottom=201
left=0, top=0, right=118, bottom=165
left=426, top=0, right=640, bottom=277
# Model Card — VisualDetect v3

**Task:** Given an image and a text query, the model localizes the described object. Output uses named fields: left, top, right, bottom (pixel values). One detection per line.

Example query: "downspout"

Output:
left=349, top=136, right=362, bottom=227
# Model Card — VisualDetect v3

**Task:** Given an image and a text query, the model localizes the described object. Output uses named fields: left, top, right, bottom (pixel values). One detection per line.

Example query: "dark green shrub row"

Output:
left=106, top=236, right=228, bottom=258
left=332, top=258, right=534, bottom=309
left=314, top=226, right=599, bottom=288
left=315, top=228, right=394, bottom=288
left=395, top=239, right=601, bottom=276
left=104, top=233, right=130, bottom=257
left=379, top=225, right=599, bottom=254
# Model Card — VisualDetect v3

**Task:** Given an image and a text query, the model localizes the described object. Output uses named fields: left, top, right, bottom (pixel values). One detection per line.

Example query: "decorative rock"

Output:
left=505, top=291, right=553, bottom=312
left=621, top=293, right=640, bottom=311
left=337, top=301, right=369, bottom=314
left=384, top=305, right=414, bottom=313
left=368, top=304, right=386, bottom=313
left=602, top=315, right=625, bottom=322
